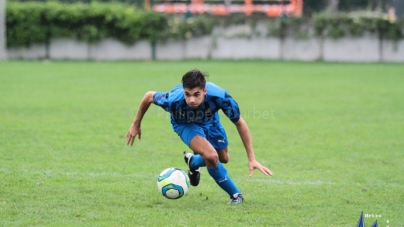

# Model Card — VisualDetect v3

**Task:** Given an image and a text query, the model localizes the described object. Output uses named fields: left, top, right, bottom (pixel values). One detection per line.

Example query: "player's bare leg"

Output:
left=189, top=136, right=219, bottom=168
left=217, top=147, right=229, bottom=164
left=184, top=135, right=218, bottom=186
left=188, top=136, right=243, bottom=204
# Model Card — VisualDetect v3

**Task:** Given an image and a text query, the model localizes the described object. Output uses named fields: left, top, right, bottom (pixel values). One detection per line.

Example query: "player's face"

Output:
left=183, top=87, right=207, bottom=109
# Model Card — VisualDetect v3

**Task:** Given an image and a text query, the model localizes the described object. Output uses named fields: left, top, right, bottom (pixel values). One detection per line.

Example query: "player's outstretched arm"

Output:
left=126, top=91, right=156, bottom=146
left=235, top=116, right=273, bottom=177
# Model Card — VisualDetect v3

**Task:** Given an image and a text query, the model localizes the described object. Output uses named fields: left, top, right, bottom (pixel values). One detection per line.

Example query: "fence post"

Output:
left=150, top=0, right=156, bottom=60
left=0, top=0, right=6, bottom=60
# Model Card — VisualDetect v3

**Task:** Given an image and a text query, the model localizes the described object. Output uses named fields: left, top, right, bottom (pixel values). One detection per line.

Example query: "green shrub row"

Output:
left=267, top=14, right=404, bottom=41
left=6, top=2, right=219, bottom=47
left=6, top=2, right=167, bottom=47
left=313, top=14, right=404, bottom=41
left=6, top=2, right=404, bottom=48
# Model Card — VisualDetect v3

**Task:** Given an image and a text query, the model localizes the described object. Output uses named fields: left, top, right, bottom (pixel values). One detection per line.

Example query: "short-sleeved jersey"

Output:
left=153, top=82, right=240, bottom=125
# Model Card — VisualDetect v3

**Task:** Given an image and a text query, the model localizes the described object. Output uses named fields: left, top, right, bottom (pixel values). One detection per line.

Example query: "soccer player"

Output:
left=126, top=69, right=273, bottom=204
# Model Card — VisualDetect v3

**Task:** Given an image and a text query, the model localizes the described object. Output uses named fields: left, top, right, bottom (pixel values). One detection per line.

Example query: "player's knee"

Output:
left=219, top=155, right=229, bottom=164
left=218, top=147, right=229, bottom=164
left=204, top=152, right=219, bottom=167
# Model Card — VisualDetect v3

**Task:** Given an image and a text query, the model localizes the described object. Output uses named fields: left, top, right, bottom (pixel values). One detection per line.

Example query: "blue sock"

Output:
left=190, top=154, right=206, bottom=169
left=207, top=162, right=240, bottom=197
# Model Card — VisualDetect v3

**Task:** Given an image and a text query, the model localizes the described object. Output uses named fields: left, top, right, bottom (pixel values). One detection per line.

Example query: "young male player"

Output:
left=126, top=69, right=273, bottom=204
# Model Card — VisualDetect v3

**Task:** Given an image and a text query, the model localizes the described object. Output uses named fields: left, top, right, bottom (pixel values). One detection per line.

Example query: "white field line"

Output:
left=2, top=168, right=403, bottom=188
left=247, top=178, right=404, bottom=188
left=1, top=168, right=156, bottom=179
left=252, top=178, right=333, bottom=185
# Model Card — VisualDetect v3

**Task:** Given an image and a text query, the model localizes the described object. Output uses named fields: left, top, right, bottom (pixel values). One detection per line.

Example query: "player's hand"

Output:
left=248, top=160, right=273, bottom=177
left=126, top=124, right=141, bottom=146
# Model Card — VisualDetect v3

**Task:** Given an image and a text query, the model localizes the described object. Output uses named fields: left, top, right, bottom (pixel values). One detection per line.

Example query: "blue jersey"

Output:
left=153, top=82, right=240, bottom=125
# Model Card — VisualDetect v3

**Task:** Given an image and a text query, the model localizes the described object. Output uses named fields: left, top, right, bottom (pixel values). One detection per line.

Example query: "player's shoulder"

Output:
left=206, top=82, right=228, bottom=98
left=167, top=84, right=184, bottom=101
left=170, top=84, right=183, bottom=93
left=206, top=82, right=235, bottom=100
left=154, top=84, right=183, bottom=103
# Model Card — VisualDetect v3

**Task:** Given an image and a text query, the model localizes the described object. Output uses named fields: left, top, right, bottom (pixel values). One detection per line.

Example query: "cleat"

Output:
left=184, top=152, right=201, bottom=187
left=227, top=193, right=244, bottom=204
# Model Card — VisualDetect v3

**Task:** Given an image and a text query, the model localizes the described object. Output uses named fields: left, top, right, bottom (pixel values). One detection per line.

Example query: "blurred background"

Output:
left=0, top=0, right=403, bottom=61
left=1, top=0, right=402, bottom=16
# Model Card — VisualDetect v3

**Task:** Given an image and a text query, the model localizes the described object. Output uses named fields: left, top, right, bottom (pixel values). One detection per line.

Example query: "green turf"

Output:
left=1, top=60, right=403, bottom=226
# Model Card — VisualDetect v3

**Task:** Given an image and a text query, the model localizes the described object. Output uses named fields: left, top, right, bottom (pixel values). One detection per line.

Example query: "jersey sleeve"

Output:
left=153, top=92, right=171, bottom=112
left=220, top=91, right=241, bottom=124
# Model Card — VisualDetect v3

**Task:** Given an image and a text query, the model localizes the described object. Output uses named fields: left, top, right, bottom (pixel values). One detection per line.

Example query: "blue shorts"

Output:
left=172, top=121, right=228, bottom=151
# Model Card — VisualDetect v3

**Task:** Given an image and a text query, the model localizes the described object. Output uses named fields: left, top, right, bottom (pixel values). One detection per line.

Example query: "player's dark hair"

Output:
left=181, top=69, right=208, bottom=89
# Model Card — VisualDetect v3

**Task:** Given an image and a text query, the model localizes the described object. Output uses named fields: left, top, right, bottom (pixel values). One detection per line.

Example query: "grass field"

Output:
left=1, top=60, right=403, bottom=226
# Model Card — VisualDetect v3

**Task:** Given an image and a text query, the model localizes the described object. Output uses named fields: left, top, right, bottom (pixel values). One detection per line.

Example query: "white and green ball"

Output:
left=157, top=167, right=190, bottom=199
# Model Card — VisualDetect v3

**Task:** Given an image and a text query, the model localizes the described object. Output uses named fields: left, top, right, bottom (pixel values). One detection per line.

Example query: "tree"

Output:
left=372, top=0, right=381, bottom=10
left=372, top=0, right=387, bottom=11
left=303, top=0, right=326, bottom=16
left=325, top=0, right=339, bottom=13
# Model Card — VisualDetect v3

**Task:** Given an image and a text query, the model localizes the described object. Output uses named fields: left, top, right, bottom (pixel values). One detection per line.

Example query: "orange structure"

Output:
left=146, top=0, right=303, bottom=17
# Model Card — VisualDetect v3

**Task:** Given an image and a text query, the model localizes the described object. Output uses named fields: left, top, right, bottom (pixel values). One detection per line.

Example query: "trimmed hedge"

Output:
left=313, top=14, right=404, bottom=41
left=267, top=14, right=404, bottom=41
left=6, top=2, right=404, bottom=48
left=6, top=2, right=167, bottom=47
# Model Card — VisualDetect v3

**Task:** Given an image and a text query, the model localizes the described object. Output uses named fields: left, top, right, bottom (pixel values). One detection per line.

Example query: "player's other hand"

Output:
left=126, top=124, right=141, bottom=146
left=249, top=160, right=273, bottom=177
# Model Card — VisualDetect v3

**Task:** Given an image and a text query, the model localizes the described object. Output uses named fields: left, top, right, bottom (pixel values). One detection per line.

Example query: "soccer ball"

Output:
left=157, top=167, right=190, bottom=199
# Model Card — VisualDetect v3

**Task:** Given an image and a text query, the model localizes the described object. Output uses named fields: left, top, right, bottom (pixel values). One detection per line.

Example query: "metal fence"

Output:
left=6, top=0, right=391, bottom=15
